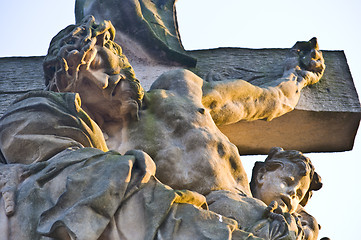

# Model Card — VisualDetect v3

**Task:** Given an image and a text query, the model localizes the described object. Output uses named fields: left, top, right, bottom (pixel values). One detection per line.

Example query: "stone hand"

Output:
left=262, top=201, right=303, bottom=240
left=0, top=162, right=47, bottom=216
left=288, top=37, right=325, bottom=86
left=262, top=201, right=289, bottom=239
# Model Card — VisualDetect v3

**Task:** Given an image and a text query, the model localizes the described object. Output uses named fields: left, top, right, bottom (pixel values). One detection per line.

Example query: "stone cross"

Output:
left=1, top=47, right=359, bottom=155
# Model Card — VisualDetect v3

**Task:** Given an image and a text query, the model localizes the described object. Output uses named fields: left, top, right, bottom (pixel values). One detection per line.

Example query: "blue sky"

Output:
left=1, top=0, right=361, bottom=239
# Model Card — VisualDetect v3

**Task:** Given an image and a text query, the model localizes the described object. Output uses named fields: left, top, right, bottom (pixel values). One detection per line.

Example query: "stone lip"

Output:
left=1, top=47, right=360, bottom=154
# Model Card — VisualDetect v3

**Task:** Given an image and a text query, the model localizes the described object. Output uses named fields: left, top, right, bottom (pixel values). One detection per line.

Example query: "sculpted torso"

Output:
left=110, top=69, right=251, bottom=195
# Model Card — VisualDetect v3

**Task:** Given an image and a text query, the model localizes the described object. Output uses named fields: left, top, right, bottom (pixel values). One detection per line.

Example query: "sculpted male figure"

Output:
left=0, top=16, right=325, bottom=239
left=43, top=16, right=324, bottom=195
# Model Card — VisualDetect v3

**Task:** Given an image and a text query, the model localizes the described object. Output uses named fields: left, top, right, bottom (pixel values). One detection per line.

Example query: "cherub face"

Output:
left=255, top=163, right=310, bottom=214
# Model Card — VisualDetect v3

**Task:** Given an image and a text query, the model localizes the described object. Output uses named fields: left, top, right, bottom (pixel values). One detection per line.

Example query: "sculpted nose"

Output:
left=287, top=187, right=296, bottom=198
left=109, top=74, right=125, bottom=86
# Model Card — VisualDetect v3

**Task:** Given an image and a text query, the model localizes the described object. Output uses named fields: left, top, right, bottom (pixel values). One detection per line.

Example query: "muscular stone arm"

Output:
left=202, top=38, right=325, bottom=125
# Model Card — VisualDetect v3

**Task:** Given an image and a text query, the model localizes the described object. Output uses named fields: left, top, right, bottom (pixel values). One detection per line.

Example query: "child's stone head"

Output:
left=250, top=147, right=322, bottom=214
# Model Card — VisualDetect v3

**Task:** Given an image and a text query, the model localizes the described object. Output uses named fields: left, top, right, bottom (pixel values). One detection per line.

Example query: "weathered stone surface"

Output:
left=188, top=48, right=361, bottom=154
left=220, top=109, right=360, bottom=154
left=1, top=48, right=359, bottom=154
left=188, top=48, right=360, bottom=113
left=75, top=0, right=197, bottom=67
left=0, top=57, right=44, bottom=116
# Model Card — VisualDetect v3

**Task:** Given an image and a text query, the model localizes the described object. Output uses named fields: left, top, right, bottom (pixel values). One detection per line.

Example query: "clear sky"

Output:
left=1, top=0, right=360, bottom=239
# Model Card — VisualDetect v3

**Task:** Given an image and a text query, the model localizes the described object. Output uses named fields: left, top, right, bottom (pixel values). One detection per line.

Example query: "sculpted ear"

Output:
left=256, top=167, right=267, bottom=185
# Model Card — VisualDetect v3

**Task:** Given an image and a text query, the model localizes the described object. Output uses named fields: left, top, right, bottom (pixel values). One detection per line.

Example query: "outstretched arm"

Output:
left=202, top=38, right=325, bottom=125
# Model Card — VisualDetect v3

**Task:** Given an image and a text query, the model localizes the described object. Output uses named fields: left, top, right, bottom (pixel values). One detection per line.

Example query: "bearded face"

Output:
left=43, top=16, right=144, bottom=126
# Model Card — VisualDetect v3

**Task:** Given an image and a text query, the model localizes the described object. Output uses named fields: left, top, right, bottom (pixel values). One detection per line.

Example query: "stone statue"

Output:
left=41, top=15, right=324, bottom=196
left=207, top=147, right=323, bottom=240
left=0, top=9, right=325, bottom=240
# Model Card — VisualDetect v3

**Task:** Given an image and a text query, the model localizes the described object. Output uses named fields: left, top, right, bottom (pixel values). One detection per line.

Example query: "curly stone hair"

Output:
left=250, top=147, right=322, bottom=207
left=43, top=15, right=144, bottom=107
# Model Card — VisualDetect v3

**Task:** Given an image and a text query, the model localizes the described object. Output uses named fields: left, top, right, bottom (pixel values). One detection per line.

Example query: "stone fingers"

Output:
left=309, top=49, right=325, bottom=74
left=0, top=169, right=18, bottom=216
left=2, top=190, right=15, bottom=216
